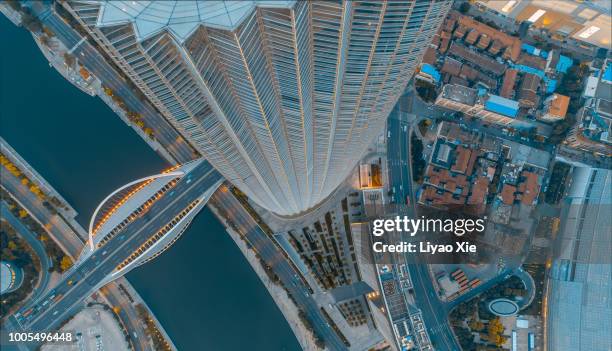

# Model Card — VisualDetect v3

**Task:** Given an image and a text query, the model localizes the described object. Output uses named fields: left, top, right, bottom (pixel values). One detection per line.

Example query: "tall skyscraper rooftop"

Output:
left=65, top=0, right=451, bottom=215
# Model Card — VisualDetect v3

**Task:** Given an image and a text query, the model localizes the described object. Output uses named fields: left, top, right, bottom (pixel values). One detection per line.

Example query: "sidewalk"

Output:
left=208, top=202, right=324, bottom=351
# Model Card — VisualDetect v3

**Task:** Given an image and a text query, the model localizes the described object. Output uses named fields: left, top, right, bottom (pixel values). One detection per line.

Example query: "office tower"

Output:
left=64, top=0, right=451, bottom=215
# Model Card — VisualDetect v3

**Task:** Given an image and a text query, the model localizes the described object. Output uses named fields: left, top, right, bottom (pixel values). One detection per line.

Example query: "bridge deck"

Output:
left=13, top=160, right=222, bottom=332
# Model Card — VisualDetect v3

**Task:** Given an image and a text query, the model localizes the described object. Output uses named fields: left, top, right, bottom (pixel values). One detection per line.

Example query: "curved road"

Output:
left=1, top=201, right=52, bottom=304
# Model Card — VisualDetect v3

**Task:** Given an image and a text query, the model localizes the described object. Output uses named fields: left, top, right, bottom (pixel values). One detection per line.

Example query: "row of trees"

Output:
left=411, top=131, right=426, bottom=182
left=450, top=275, right=530, bottom=349
left=415, top=80, right=438, bottom=103
left=2, top=189, right=72, bottom=273
left=550, top=62, right=590, bottom=141
left=103, top=87, right=156, bottom=139
left=1, top=153, right=47, bottom=202
left=6, top=0, right=44, bottom=33
left=135, top=304, right=172, bottom=351
left=544, top=162, right=571, bottom=204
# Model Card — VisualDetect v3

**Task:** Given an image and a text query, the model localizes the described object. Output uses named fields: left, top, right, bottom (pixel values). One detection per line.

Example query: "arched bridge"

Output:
left=12, top=159, right=222, bottom=333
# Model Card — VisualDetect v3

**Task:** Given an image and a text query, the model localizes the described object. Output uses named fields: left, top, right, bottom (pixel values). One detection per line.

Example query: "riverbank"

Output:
left=0, top=136, right=176, bottom=351
left=208, top=202, right=321, bottom=351
left=1, top=9, right=299, bottom=350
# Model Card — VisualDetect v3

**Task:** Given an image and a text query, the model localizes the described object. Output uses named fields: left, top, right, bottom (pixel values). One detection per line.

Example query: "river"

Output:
left=1, top=15, right=300, bottom=351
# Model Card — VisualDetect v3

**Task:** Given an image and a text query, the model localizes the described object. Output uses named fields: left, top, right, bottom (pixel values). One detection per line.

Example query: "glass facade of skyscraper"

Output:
left=64, top=0, right=451, bottom=215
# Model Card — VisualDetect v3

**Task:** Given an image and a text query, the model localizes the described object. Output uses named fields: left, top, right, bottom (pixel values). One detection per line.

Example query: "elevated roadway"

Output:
left=11, top=160, right=222, bottom=334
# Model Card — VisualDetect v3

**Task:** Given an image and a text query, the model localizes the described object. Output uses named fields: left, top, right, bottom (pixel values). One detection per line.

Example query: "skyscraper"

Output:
left=64, top=0, right=451, bottom=215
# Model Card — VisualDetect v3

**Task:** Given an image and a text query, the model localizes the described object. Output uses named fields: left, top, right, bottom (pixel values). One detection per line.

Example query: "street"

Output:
left=1, top=202, right=53, bottom=305
left=11, top=160, right=221, bottom=341
left=1, top=162, right=83, bottom=257
left=29, top=1, right=197, bottom=165
left=386, top=88, right=462, bottom=350
left=211, top=188, right=348, bottom=351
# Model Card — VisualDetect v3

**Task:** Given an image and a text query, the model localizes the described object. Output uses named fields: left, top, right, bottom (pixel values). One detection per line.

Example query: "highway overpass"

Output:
left=11, top=159, right=222, bottom=333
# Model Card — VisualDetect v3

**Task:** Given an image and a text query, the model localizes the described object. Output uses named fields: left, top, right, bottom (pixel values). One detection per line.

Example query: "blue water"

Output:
left=1, top=15, right=300, bottom=351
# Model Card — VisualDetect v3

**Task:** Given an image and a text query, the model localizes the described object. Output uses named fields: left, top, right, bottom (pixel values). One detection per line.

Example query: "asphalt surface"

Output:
left=11, top=160, right=222, bottom=335
left=387, top=109, right=414, bottom=205
left=407, top=264, right=461, bottom=351
left=1, top=165, right=83, bottom=256
left=1, top=202, right=53, bottom=304
left=1, top=161, right=147, bottom=351
left=385, top=90, right=463, bottom=350
left=29, top=1, right=197, bottom=164
left=100, top=281, right=150, bottom=351
left=211, top=189, right=348, bottom=351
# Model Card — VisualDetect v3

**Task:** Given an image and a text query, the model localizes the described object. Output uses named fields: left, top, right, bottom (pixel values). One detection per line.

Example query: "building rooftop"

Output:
left=517, top=171, right=540, bottom=205
left=467, top=176, right=489, bottom=205
left=518, top=73, right=541, bottom=107
left=93, top=1, right=295, bottom=43
left=440, top=84, right=478, bottom=106
left=420, top=63, right=441, bottom=83
left=485, top=95, right=520, bottom=118
left=548, top=167, right=612, bottom=351
left=455, top=13, right=522, bottom=61
left=422, top=47, right=437, bottom=65
left=451, top=145, right=472, bottom=174
left=501, top=69, right=518, bottom=98
left=544, top=94, right=570, bottom=119
left=441, top=57, right=462, bottom=76
left=448, top=42, right=507, bottom=76
left=476, top=0, right=612, bottom=50
left=518, top=53, right=547, bottom=70
left=500, top=184, right=517, bottom=205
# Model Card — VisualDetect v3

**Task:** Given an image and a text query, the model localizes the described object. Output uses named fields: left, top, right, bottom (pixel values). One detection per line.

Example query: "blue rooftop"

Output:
left=421, top=63, right=441, bottom=83
left=521, top=43, right=548, bottom=59
left=510, top=63, right=545, bottom=78
left=547, top=79, right=557, bottom=93
left=485, top=95, right=519, bottom=118
left=603, top=62, right=612, bottom=82
left=556, top=55, right=573, bottom=74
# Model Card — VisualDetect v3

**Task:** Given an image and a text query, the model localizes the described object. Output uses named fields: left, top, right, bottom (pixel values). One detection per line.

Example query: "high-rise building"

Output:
left=63, top=0, right=451, bottom=215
